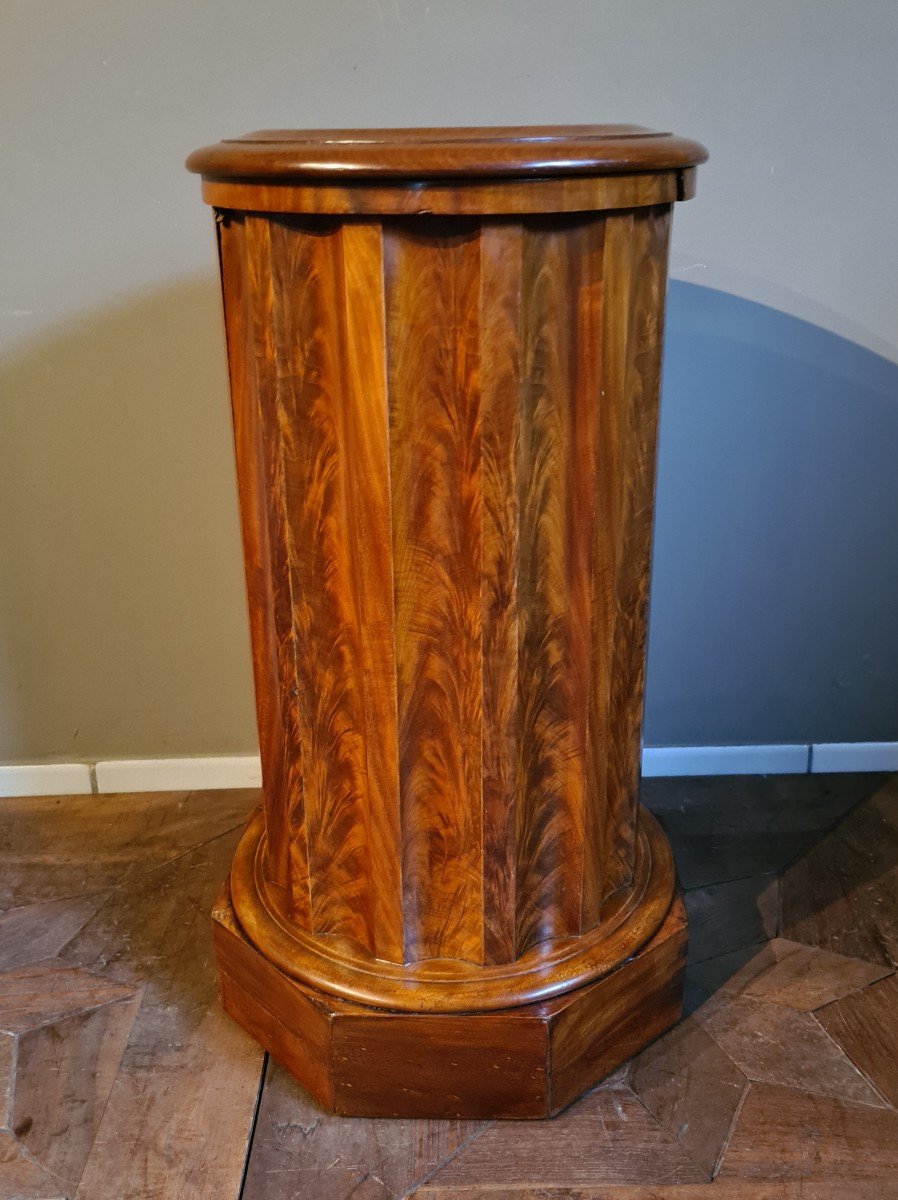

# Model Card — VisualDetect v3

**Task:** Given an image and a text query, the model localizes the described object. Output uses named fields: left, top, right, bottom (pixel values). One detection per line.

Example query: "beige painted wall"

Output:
left=2, top=0, right=896, bottom=762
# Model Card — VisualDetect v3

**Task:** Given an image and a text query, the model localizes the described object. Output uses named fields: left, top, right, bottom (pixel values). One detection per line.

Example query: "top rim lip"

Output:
left=186, top=124, right=709, bottom=181
left=223, top=124, right=664, bottom=144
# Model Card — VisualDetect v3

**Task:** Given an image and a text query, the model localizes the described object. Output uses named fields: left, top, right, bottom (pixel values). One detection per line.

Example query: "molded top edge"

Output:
left=186, top=124, right=708, bottom=181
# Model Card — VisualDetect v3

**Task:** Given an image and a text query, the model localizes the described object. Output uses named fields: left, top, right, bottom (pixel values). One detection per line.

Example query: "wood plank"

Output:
left=630, top=1015, right=748, bottom=1176
left=201, top=169, right=682, bottom=219
left=57, top=824, right=264, bottom=1200
left=242, top=1057, right=489, bottom=1200
left=416, top=1184, right=894, bottom=1199
left=712, top=938, right=893, bottom=1011
left=384, top=218, right=485, bottom=963
left=74, top=1004, right=260, bottom=1200
left=237, top=216, right=406, bottom=956
left=815, top=973, right=898, bottom=1106
left=330, top=1009, right=547, bottom=1120
left=0, top=1131, right=65, bottom=1200
left=0, top=962, right=135, bottom=1032
left=717, top=1083, right=898, bottom=1182
left=685, top=875, right=778, bottom=964
left=0, top=1032, right=11, bottom=1127
left=219, top=215, right=302, bottom=900
left=264, top=215, right=380, bottom=947
left=568, top=218, right=605, bottom=930
left=0, top=896, right=103, bottom=970
left=601, top=208, right=671, bottom=905
left=478, top=222, right=522, bottom=965
left=780, top=778, right=898, bottom=968
left=643, top=774, right=886, bottom=891
left=416, top=1083, right=706, bottom=1190
left=337, top=221, right=404, bottom=962
left=515, top=219, right=597, bottom=949
left=13, top=995, right=140, bottom=1194
left=697, top=995, right=883, bottom=1106
left=591, top=210, right=633, bottom=911
left=0, top=788, right=258, bottom=910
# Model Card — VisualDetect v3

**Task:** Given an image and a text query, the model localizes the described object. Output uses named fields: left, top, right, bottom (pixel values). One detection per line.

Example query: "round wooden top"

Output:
left=186, top=124, right=708, bottom=181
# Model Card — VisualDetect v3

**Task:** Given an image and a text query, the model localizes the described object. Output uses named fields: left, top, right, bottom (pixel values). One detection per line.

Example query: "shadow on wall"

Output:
left=0, top=278, right=896, bottom=762
left=0, top=281, right=257, bottom=761
left=646, top=282, right=898, bottom=747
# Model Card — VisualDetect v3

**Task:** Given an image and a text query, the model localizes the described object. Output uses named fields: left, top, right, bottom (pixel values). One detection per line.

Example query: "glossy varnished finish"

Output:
left=228, top=804, right=674, bottom=1011
left=217, top=205, right=676, bottom=1006
left=214, top=882, right=688, bottom=1119
left=187, top=124, right=708, bottom=180
left=191, top=125, right=706, bottom=1114
left=200, top=170, right=689, bottom=217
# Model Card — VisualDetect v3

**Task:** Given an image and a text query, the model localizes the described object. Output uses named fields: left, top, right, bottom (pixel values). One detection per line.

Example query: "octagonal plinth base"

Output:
left=212, top=888, right=686, bottom=1120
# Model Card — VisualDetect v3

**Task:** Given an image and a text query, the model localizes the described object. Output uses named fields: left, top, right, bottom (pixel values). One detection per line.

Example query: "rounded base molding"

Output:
left=213, top=882, right=687, bottom=1119
left=229, top=804, right=676, bottom=1014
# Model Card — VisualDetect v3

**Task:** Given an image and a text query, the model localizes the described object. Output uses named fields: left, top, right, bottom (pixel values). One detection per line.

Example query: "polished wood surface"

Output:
left=192, top=125, right=706, bottom=1113
left=200, top=170, right=690, bottom=216
left=187, top=124, right=708, bottom=180
left=1, top=774, right=895, bottom=1196
left=214, top=882, right=687, bottom=1119
left=227, top=804, right=674, bottom=1012
left=217, top=204, right=677, bottom=1011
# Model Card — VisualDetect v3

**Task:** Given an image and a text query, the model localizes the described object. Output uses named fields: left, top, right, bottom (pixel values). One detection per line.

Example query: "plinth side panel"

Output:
left=217, top=206, right=672, bottom=969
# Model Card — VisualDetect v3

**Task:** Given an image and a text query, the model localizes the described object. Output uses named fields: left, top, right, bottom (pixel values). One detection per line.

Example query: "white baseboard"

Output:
left=810, top=741, right=898, bottom=773
left=641, top=744, right=810, bottom=777
left=0, top=762, right=93, bottom=797
left=93, top=756, right=262, bottom=793
left=0, top=743, right=895, bottom=798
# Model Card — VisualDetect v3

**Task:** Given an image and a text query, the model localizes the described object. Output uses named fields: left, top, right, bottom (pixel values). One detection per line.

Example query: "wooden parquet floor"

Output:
left=1, top=774, right=896, bottom=1199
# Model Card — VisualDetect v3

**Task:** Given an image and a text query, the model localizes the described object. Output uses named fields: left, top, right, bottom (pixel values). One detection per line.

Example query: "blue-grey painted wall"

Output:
left=645, top=283, right=898, bottom=746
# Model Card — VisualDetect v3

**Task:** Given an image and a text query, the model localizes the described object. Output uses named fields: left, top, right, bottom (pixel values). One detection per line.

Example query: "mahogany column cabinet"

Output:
left=187, top=126, right=707, bottom=1119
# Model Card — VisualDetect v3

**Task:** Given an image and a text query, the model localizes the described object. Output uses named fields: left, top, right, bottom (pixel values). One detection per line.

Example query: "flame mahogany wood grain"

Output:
left=478, top=221, right=523, bottom=965
left=220, top=205, right=675, bottom=985
left=217, top=217, right=303, bottom=905
left=385, top=219, right=486, bottom=963
left=228, top=802, right=675, bottom=1011
left=193, top=124, right=705, bottom=1116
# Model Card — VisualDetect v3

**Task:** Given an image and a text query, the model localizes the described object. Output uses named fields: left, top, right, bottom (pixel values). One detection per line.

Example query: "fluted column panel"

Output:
left=218, top=205, right=672, bottom=970
left=383, top=219, right=486, bottom=964
left=599, top=208, right=672, bottom=909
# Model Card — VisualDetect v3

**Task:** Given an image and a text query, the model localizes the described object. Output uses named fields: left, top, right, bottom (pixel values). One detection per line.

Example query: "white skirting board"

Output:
left=809, top=741, right=898, bottom=773
left=641, top=744, right=810, bottom=777
left=0, top=762, right=93, bottom=798
left=0, top=744, right=896, bottom=797
left=93, top=756, right=263, bottom=793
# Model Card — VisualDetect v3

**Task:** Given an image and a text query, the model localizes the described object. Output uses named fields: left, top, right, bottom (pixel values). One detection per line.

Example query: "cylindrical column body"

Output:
left=189, top=126, right=707, bottom=1116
